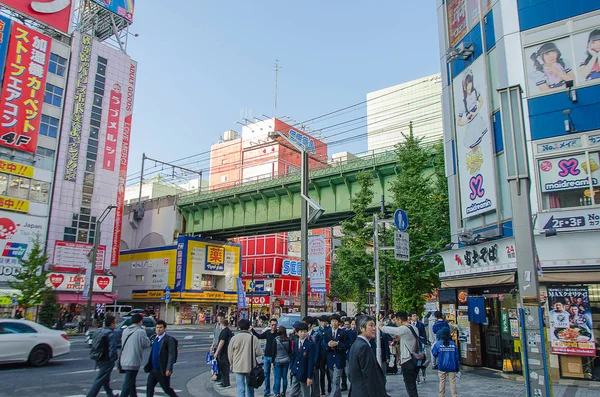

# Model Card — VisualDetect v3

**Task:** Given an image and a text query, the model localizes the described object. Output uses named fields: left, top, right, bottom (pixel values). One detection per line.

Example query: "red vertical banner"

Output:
left=0, top=23, right=51, bottom=153
left=111, top=62, right=136, bottom=266
left=103, top=85, right=122, bottom=170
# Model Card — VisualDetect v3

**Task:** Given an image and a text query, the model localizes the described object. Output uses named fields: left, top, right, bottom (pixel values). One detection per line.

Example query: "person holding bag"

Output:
left=272, top=326, right=292, bottom=397
left=118, top=314, right=151, bottom=397
left=228, top=319, right=263, bottom=397
left=379, top=311, right=421, bottom=397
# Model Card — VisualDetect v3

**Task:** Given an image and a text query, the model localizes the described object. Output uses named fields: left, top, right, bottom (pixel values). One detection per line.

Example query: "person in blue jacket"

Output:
left=324, top=314, right=347, bottom=397
left=290, top=322, right=316, bottom=397
left=341, top=317, right=357, bottom=391
left=432, top=327, right=460, bottom=397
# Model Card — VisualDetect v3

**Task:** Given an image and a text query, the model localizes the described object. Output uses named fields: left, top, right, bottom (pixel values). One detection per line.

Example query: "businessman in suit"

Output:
left=144, top=320, right=178, bottom=397
left=347, top=315, right=387, bottom=397
left=324, top=314, right=347, bottom=397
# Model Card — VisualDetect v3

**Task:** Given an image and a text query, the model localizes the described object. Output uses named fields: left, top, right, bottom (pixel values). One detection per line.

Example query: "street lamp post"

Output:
left=85, top=204, right=116, bottom=332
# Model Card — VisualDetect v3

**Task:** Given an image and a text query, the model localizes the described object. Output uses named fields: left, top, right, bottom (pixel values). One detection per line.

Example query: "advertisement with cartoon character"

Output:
left=452, top=57, right=497, bottom=218
left=308, top=234, right=326, bottom=293
left=0, top=213, right=46, bottom=282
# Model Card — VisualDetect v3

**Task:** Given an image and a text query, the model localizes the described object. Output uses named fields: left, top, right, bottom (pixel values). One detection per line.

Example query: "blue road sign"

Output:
left=164, top=286, right=171, bottom=292
left=164, top=292, right=171, bottom=301
left=394, top=209, right=409, bottom=231
left=11, top=297, right=18, bottom=307
left=250, top=282, right=256, bottom=289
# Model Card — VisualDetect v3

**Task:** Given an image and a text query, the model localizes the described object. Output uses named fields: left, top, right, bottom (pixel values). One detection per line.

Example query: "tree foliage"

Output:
left=329, top=171, right=375, bottom=311
left=8, top=236, right=51, bottom=316
left=388, top=126, right=450, bottom=314
left=38, top=289, right=60, bottom=328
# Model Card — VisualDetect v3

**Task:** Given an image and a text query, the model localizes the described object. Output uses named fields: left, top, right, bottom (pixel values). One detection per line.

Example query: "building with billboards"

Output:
left=366, top=74, right=443, bottom=152
left=210, top=118, right=332, bottom=315
left=437, top=0, right=600, bottom=382
left=0, top=1, right=137, bottom=315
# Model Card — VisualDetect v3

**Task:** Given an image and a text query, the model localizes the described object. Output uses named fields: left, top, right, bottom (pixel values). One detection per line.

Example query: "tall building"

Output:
left=0, top=1, right=137, bottom=313
left=437, top=0, right=600, bottom=382
left=366, top=74, right=443, bottom=152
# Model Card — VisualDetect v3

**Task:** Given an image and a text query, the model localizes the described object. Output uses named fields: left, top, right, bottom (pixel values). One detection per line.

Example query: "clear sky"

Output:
left=125, top=0, right=441, bottom=184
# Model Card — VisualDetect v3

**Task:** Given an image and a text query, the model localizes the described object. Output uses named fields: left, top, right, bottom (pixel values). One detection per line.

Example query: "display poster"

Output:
left=287, top=231, right=300, bottom=257
left=92, top=0, right=135, bottom=22
left=46, top=272, right=113, bottom=293
left=308, top=234, right=326, bottom=293
left=548, top=286, right=596, bottom=356
left=185, top=239, right=240, bottom=291
left=457, top=307, right=472, bottom=344
left=0, top=213, right=46, bottom=282
left=538, top=152, right=600, bottom=193
left=452, top=56, right=496, bottom=218
left=0, top=15, right=12, bottom=85
left=1, top=0, right=72, bottom=33
left=447, top=0, right=493, bottom=47
left=53, top=241, right=106, bottom=272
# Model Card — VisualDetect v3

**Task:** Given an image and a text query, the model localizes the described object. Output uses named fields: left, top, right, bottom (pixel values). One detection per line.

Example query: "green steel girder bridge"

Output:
left=178, top=151, right=419, bottom=240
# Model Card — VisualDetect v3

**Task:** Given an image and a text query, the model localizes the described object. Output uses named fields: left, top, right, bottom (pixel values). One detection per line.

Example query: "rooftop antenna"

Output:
left=274, top=59, right=281, bottom=118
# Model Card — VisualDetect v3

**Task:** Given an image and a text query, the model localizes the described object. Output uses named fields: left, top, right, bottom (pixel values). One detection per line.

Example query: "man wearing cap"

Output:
left=324, top=314, right=347, bottom=397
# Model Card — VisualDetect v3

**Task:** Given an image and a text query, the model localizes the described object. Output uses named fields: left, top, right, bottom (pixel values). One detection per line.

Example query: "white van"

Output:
left=104, top=305, right=133, bottom=318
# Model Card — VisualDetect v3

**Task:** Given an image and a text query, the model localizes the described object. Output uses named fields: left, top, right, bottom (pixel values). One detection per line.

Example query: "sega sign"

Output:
left=282, top=259, right=302, bottom=276
left=289, top=130, right=316, bottom=154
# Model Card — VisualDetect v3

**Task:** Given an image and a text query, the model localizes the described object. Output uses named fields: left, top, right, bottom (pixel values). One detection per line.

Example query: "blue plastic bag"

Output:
left=205, top=351, right=213, bottom=365
left=211, top=358, right=219, bottom=375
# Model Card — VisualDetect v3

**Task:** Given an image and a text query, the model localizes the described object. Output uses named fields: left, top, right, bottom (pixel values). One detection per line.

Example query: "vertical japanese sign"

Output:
left=236, top=277, right=247, bottom=309
left=110, top=61, right=136, bottom=266
left=548, top=286, right=596, bottom=356
left=103, top=84, right=122, bottom=170
left=0, top=15, right=13, bottom=85
left=308, top=234, right=326, bottom=293
left=64, top=34, right=92, bottom=182
left=0, top=23, right=51, bottom=154
left=452, top=56, right=497, bottom=218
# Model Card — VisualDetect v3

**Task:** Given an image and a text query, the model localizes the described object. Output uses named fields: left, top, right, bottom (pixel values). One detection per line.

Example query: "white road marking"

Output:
left=184, top=335, right=194, bottom=339
left=58, top=369, right=98, bottom=375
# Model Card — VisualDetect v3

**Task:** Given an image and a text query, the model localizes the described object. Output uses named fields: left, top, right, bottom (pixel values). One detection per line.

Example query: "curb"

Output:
left=187, top=370, right=221, bottom=397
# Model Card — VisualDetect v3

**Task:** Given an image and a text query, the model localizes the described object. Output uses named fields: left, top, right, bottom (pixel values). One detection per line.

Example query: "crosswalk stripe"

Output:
left=65, top=386, right=184, bottom=397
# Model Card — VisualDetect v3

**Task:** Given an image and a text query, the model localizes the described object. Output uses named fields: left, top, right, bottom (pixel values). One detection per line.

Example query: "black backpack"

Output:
left=90, top=332, right=108, bottom=361
left=171, top=335, right=179, bottom=363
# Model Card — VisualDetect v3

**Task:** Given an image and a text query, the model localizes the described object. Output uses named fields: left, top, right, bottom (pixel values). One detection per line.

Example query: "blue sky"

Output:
left=125, top=1, right=441, bottom=183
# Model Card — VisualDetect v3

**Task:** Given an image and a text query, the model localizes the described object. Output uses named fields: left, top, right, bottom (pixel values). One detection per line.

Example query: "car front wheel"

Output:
left=29, top=345, right=52, bottom=366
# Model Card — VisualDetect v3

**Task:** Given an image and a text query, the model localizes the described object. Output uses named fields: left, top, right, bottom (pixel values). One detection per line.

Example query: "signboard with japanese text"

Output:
left=0, top=22, right=51, bottom=154
left=246, top=295, right=270, bottom=306
left=538, top=208, right=600, bottom=232
left=118, top=247, right=177, bottom=290
left=52, top=241, right=106, bottom=272
left=538, top=153, right=600, bottom=193
left=0, top=196, right=28, bottom=213
left=548, top=286, right=596, bottom=356
left=308, top=234, right=326, bottom=292
left=447, top=0, right=493, bottom=47
left=46, top=272, right=114, bottom=293
left=0, top=15, right=12, bottom=85
left=64, top=34, right=92, bottom=182
left=0, top=213, right=46, bottom=282
left=439, top=238, right=518, bottom=277
left=394, top=231, right=410, bottom=261
left=452, top=56, right=497, bottom=218
left=1, top=0, right=72, bottom=33
left=102, top=84, right=122, bottom=170
left=92, top=0, right=135, bottom=22
left=110, top=61, right=136, bottom=266
left=0, top=159, right=34, bottom=178
left=237, top=277, right=247, bottom=309
left=185, top=237, right=241, bottom=292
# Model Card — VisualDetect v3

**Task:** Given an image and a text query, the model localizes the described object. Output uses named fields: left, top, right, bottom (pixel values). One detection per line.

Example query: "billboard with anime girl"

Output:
left=452, top=57, right=497, bottom=218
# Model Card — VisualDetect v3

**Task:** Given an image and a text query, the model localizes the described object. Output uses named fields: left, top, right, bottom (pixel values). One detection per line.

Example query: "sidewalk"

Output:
left=201, top=367, right=600, bottom=397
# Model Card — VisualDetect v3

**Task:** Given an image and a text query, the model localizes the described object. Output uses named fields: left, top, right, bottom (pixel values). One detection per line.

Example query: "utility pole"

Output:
left=274, top=59, right=281, bottom=118
left=381, top=195, right=389, bottom=315
left=300, top=150, right=309, bottom=319
left=85, top=204, right=116, bottom=332
left=250, top=261, right=255, bottom=325
left=373, top=213, right=382, bottom=369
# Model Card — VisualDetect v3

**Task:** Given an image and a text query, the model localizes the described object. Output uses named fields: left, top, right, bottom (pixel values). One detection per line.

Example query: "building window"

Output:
left=44, top=84, right=63, bottom=107
left=29, top=180, right=50, bottom=204
left=48, top=53, right=67, bottom=77
left=7, top=175, right=29, bottom=199
left=35, top=147, right=55, bottom=171
left=537, top=132, right=600, bottom=209
left=39, top=115, right=59, bottom=138
left=135, top=275, right=144, bottom=282
left=0, top=173, right=7, bottom=195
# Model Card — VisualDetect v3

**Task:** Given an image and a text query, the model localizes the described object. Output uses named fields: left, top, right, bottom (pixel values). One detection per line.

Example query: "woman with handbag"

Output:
left=228, top=319, right=264, bottom=397
left=272, top=326, right=292, bottom=397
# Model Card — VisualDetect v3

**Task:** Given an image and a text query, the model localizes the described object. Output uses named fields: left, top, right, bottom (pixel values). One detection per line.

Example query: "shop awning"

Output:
left=440, top=271, right=516, bottom=288
left=57, top=293, right=116, bottom=305
left=539, top=270, right=600, bottom=283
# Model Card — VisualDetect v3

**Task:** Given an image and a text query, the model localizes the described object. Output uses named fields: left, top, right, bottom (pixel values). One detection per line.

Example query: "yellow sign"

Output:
left=0, top=159, right=34, bottom=178
left=179, top=291, right=236, bottom=303
left=185, top=240, right=241, bottom=290
left=132, top=290, right=167, bottom=299
left=119, top=248, right=177, bottom=288
left=207, top=246, right=224, bottom=264
left=0, top=196, right=29, bottom=213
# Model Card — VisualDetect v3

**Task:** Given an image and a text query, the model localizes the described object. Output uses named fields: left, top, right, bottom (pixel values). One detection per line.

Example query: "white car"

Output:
left=0, top=319, right=71, bottom=366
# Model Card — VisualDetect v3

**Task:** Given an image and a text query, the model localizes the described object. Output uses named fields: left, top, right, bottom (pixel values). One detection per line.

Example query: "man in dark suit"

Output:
left=144, top=320, right=178, bottom=397
left=324, top=314, right=347, bottom=397
left=290, top=322, right=316, bottom=397
left=347, top=315, right=387, bottom=397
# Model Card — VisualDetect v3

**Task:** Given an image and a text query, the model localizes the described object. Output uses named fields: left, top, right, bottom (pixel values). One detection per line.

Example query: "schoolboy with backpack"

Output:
left=86, top=315, right=119, bottom=397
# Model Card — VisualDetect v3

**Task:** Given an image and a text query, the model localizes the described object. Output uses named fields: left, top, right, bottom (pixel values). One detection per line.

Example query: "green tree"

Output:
left=8, top=236, right=51, bottom=317
left=330, top=171, right=375, bottom=311
left=38, top=289, right=60, bottom=328
left=388, top=125, right=449, bottom=314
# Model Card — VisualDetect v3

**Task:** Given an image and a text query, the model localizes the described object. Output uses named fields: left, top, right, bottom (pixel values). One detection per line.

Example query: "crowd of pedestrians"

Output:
left=207, top=309, right=461, bottom=397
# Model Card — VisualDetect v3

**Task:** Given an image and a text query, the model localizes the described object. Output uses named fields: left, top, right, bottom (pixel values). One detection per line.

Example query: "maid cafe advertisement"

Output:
left=453, top=57, right=497, bottom=218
